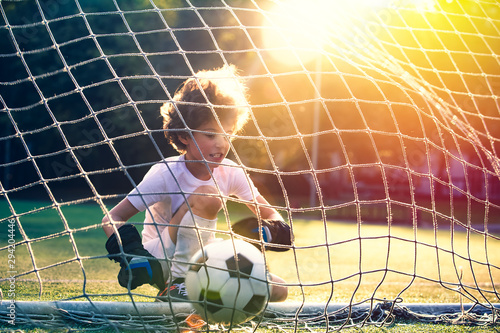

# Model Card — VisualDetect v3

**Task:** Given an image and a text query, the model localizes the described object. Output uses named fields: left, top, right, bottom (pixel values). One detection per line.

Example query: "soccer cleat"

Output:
left=156, top=278, right=188, bottom=302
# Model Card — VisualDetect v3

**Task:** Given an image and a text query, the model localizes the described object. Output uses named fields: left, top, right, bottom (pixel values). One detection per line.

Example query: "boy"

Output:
left=102, top=65, right=291, bottom=302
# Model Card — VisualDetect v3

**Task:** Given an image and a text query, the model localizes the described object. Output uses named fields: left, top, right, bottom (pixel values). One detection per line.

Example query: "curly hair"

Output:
left=160, top=65, right=250, bottom=153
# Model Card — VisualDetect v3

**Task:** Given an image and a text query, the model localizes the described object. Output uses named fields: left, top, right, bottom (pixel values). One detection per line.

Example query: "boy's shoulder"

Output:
left=215, top=158, right=247, bottom=176
left=221, top=157, right=238, bottom=166
left=163, top=155, right=183, bottom=164
left=150, top=156, right=244, bottom=176
left=148, top=155, right=184, bottom=173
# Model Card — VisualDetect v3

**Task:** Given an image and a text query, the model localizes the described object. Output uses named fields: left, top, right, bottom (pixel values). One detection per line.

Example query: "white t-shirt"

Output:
left=127, top=155, right=261, bottom=242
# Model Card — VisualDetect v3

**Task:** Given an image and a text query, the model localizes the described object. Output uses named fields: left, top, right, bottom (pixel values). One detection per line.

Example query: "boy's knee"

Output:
left=271, top=285, right=288, bottom=302
left=269, top=274, right=288, bottom=302
left=189, top=186, right=222, bottom=219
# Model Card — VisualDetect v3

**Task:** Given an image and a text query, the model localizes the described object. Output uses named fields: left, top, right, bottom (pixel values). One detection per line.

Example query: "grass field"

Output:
left=1, top=199, right=499, bottom=332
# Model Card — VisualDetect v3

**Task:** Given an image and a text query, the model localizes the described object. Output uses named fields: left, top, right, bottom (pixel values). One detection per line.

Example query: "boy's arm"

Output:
left=102, top=198, right=140, bottom=237
left=248, top=195, right=283, bottom=221
left=102, top=198, right=168, bottom=290
left=235, top=195, right=292, bottom=252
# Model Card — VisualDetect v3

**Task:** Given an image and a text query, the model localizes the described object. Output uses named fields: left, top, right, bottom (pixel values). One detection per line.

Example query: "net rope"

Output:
left=1, top=0, right=499, bottom=331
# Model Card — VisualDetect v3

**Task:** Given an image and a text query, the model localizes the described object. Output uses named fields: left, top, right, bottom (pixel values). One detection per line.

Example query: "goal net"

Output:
left=1, top=0, right=499, bottom=331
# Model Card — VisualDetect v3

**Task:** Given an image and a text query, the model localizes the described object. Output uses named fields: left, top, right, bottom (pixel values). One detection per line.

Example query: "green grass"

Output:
left=1, top=200, right=499, bottom=332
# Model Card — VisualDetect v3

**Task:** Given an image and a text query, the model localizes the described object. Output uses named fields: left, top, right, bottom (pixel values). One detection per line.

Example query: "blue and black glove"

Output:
left=105, top=224, right=167, bottom=290
left=232, top=217, right=292, bottom=252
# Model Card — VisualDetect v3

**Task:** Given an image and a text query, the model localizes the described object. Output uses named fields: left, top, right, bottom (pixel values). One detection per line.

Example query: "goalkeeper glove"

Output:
left=105, top=224, right=167, bottom=290
left=231, top=217, right=292, bottom=252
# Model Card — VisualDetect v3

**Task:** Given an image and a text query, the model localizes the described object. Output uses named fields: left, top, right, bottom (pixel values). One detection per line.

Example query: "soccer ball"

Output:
left=185, top=239, right=270, bottom=325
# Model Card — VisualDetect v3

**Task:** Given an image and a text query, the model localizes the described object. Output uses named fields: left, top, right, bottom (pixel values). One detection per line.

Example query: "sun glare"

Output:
left=261, top=0, right=334, bottom=66
left=262, top=0, right=440, bottom=66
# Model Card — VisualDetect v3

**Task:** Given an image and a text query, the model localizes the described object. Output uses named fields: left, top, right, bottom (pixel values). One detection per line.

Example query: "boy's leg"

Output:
left=169, top=185, right=222, bottom=278
left=157, top=186, right=222, bottom=300
left=269, top=273, right=288, bottom=302
left=166, top=185, right=222, bottom=246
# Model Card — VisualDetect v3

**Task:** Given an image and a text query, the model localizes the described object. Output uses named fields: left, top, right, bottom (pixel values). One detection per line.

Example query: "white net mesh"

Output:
left=1, top=0, right=499, bottom=331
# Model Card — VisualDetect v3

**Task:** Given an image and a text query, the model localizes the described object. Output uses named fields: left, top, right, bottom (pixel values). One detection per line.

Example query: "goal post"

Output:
left=1, top=0, right=500, bottom=331
left=1, top=300, right=498, bottom=329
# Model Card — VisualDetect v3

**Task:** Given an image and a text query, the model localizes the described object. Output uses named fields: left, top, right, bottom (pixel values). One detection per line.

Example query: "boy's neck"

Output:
left=183, top=158, right=214, bottom=181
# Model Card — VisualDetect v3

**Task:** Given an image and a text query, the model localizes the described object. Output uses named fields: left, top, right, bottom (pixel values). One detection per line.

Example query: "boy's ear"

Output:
left=178, top=132, right=189, bottom=145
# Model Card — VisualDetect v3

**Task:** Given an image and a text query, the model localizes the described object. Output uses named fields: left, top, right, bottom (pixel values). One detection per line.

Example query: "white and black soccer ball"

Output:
left=185, top=239, right=270, bottom=325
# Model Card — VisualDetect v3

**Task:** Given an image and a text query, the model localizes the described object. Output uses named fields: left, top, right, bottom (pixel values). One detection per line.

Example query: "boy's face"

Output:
left=181, top=118, right=235, bottom=169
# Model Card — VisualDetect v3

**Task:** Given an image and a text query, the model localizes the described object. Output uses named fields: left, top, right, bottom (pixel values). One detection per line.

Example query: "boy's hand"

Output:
left=105, top=224, right=167, bottom=290
left=231, top=217, right=292, bottom=252
left=115, top=247, right=165, bottom=290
